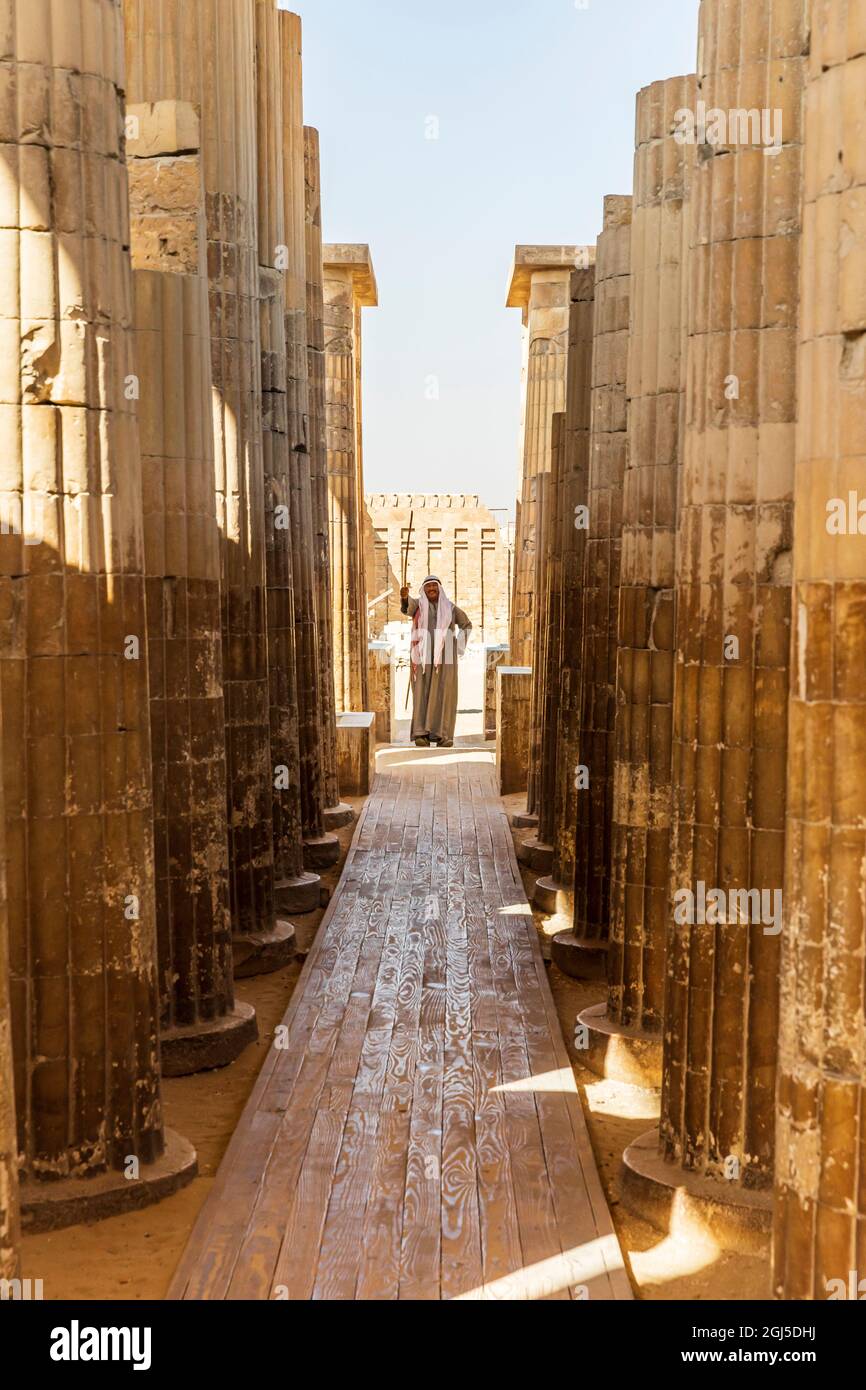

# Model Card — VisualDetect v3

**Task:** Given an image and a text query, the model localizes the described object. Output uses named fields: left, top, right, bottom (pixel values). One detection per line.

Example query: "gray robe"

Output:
left=404, top=597, right=472, bottom=743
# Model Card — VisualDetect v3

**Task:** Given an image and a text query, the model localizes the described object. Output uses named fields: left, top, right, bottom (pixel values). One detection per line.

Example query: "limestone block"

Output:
left=126, top=100, right=200, bottom=159
left=483, top=644, right=510, bottom=741
left=336, top=712, right=376, bottom=796
left=496, top=667, right=532, bottom=795
left=368, top=641, right=395, bottom=743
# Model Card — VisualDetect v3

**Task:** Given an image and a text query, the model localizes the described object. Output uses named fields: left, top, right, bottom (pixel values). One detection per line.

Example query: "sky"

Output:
left=284, top=0, right=700, bottom=516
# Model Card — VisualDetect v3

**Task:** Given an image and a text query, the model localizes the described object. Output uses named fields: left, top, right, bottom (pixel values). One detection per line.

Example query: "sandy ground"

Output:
left=20, top=690, right=770, bottom=1301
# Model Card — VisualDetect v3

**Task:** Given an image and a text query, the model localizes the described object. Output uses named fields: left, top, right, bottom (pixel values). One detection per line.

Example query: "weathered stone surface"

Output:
left=496, top=667, right=532, bottom=795
left=126, top=0, right=284, bottom=954
left=484, top=644, right=510, bottom=741
left=1, top=0, right=170, bottom=1192
left=279, top=12, right=334, bottom=870
left=538, top=267, right=596, bottom=917
left=369, top=641, right=395, bottom=743
left=506, top=247, right=590, bottom=669
left=774, top=0, right=866, bottom=1300
left=133, top=266, right=252, bottom=1064
left=336, top=712, right=376, bottom=796
left=324, top=244, right=378, bottom=714
left=572, top=195, right=632, bottom=958
left=659, top=0, right=804, bottom=1209
left=607, top=75, right=694, bottom=1055
left=305, top=128, right=345, bottom=827
left=126, top=70, right=252, bottom=1071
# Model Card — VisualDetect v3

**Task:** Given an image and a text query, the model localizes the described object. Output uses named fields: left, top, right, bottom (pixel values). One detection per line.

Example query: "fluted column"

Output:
left=1, top=0, right=195, bottom=1225
left=624, top=0, right=805, bottom=1250
left=253, top=0, right=320, bottom=922
left=126, top=0, right=294, bottom=969
left=127, top=92, right=256, bottom=1070
left=535, top=267, right=596, bottom=919
left=323, top=244, right=378, bottom=715
left=569, top=196, right=632, bottom=977
left=774, top=0, right=866, bottom=1300
left=506, top=247, right=577, bottom=686
left=534, top=415, right=566, bottom=860
left=580, top=77, right=694, bottom=1085
left=305, top=132, right=351, bottom=831
left=280, top=14, right=339, bottom=871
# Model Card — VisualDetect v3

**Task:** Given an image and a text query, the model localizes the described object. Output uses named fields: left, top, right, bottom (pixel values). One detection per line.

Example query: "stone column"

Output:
left=496, top=668, right=533, bottom=796
left=0, top=704, right=18, bottom=1277
left=774, top=0, right=866, bottom=1300
left=280, top=13, right=339, bottom=872
left=126, top=0, right=296, bottom=968
left=252, top=0, right=320, bottom=925
left=126, top=99, right=256, bottom=1072
left=535, top=267, right=596, bottom=919
left=579, top=77, right=694, bottom=1087
left=1, top=0, right=195, bottom=1227
left=305, top=129, right=352, bottom=831
left=517, top=420, right=564, bottom=875
left=323, top=244, right=378, bottom=715
left=623, top=0, right=805, bottom=1252
left=568, top=196, right=632, bottom=979
left=506, top=247, right=579, bottom=677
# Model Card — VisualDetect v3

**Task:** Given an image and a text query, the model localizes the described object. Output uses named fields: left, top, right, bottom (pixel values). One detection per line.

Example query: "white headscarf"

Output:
left=410, top=575, right=454, bottom=670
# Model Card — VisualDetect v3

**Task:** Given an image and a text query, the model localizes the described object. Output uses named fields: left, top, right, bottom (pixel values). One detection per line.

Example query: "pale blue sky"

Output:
left=287, top=0, right=699, bottom=514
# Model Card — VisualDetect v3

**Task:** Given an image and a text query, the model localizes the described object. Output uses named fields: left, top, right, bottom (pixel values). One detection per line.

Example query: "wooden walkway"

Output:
left=169, top=749, right=632, bottom=1301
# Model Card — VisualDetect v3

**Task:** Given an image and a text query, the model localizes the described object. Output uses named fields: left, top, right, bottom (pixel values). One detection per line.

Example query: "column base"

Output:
left=323, top=801, right=354, bottom=831
left=512, top=810, right=538, bottom=830
left=303, top=834, right=341, bottom=870
left=516, top=834, right=554, bottom=874
left=551, top=930, right=608, bottom=981
left=160, top=1002, right=258, bottom=1078
left=533, top=874, right=573, bottom=916
left=275, top=872, right=321, bottom=916
left=232, top=919, right=297, bottom=979
left=621, top=1127, right=772, bottom=1256
left=576, top=1002, right=662, bottom=1089
left=19, top=1128, right=198, bottom=1235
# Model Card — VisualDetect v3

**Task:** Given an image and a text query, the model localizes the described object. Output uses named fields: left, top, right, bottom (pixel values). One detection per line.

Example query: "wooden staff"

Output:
left=401, top=509, right=415, bottom=588
left=402, top=511, right=415, bottom=711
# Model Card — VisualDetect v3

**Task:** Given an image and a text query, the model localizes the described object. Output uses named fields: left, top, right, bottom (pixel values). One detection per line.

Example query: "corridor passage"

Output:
left=168, top=749, right=631, bottom=1301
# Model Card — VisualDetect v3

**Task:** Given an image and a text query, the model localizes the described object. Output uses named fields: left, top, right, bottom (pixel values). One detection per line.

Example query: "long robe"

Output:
left=403, top=597, right=472, bottom=743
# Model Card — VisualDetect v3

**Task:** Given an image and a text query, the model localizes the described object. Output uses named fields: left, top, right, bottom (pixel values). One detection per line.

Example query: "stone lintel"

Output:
left=506, top=245, right=594, bottom=310
left=323, top=243, right=378, bottom=306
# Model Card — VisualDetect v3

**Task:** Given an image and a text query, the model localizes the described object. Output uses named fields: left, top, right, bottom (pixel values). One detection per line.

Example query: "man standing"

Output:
left=400, top=577, right=472, bottom=748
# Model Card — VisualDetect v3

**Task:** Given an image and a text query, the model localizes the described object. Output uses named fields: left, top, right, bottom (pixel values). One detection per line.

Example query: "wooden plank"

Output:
left=170, top=749, right=631, bottom=1302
